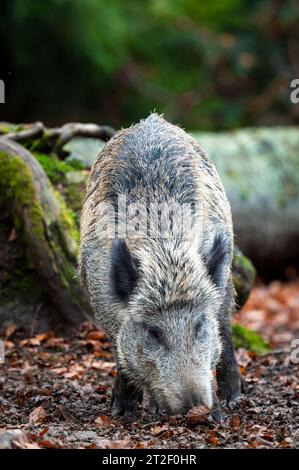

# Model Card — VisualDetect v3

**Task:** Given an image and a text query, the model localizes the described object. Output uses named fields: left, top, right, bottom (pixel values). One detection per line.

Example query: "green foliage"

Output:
left=2, top=0, right=298, bottom=129
left=232, top=324, right=271, bottom=354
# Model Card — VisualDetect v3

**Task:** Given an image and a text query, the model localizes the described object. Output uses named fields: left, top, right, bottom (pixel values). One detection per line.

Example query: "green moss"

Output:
left=0, top=151, right=44, bottom=239
left=0, top=152, right=33, bottom=204
left=34, top=152, right=83, bottom=184
left=0, top=125, right=12, bottom=134
left=0, top=270, right=41, bottom=306
left=1, top=275, right=41, bottom=309
left=0, top=149, right=82, bottom=306
left=232, top=324, right=271, bottom=354
left=54, top=190, right=80, bottom=247
left=0, top=123, right=23, bottom=134
left=62, top=182, right=85, bottom=219
left=233, top=247, right=256, bottom=308
left=34, top=152, right=85, bottom=223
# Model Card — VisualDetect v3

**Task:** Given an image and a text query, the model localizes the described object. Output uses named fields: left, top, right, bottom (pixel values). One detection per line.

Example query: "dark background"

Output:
left=1, top=0, right=299, bottom=129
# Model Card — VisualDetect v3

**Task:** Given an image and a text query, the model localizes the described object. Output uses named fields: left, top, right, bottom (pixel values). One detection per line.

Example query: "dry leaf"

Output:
left=86, top=331, right=107, bottom=341
left=91, top=360, right=116, bottom=372
left=248, top=439, right=258, bottom=448
left=151, top=424, right=169, bottom=437
left=186, top=405, right=210, bottom=424
left=43, top=337, right=65, bottom=348
left=230, top=414, right=240, bottom=429
left=38, top=439, right=56, bottom=448
left=35, top=331, right=54, bottom=343
left=94, top=415, right=110, bottom=428
left=5, top=324, right=17, bottom=339
left=96, top=384, right=108, bottom=393
left=29, top=406, right=47, bottom=424
left=20, top=338, right=40, bottom=347
left=21, top=442, right=41, bottom=449
left=279, top=437, right=293, bottom=448
left=134, top=442, right=145, bottom=449
left=207, top=430, right=219, bottom=447
left=4, top=340, right=14, bottom=349
left=39, top=427, right=49, bottom=437
left=98, top=439, right=132, bottom=449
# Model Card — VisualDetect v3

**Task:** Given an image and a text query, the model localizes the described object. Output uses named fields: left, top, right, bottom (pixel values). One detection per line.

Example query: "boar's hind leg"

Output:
left=111, top=373, right=142, bottom=420
left=217, top=320, right=241, bottom=404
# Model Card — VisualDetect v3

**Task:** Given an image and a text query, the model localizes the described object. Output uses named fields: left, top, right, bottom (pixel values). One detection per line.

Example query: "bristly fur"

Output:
left=79, top=113, right=239, bottom=416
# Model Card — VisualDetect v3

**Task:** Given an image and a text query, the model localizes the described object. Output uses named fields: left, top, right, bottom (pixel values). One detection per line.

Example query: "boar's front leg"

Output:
left=217, top=319, right=241, bottom=404
left=111, top=372, right=142, bottom=420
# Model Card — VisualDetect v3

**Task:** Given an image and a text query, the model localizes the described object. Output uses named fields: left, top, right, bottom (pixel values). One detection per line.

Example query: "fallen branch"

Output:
left=0, top=121, right=116, bottom=157
left=52, top=122, right=116, bottom=150
left=2, top=121, right=45, bottom=142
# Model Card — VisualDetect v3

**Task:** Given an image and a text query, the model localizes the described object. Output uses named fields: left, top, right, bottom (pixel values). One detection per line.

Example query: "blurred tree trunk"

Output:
left=193, top=127, right=299, bottom=273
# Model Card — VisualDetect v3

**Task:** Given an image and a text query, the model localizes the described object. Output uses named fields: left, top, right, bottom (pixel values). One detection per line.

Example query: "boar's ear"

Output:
left=203, top=233, right=230, bottom=287
left=110, top=239, right=139, bottom=301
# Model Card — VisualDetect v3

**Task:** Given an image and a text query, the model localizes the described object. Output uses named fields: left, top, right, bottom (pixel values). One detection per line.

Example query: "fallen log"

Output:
left=194, top=127, right=299, bottom=273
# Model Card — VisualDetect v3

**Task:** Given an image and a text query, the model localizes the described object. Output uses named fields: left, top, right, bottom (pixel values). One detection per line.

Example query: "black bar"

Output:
left=0, top=449, right=297, bottom=467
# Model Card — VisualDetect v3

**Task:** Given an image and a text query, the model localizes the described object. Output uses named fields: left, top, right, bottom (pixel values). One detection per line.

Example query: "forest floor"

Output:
left=0, top=280, right=298, bottom=449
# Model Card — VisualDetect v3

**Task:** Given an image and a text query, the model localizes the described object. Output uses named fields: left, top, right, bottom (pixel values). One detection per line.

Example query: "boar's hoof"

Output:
left=148, top=396, right=159, bottom=417
left=147, top=396, right=169, bottom=418
left=210, top=408, right=223, bottom=423
left=208, top=393, right=223, bottom=423
left=111, top=398, right=137, bottom=421
left=111, top=375, right=142, bottom=421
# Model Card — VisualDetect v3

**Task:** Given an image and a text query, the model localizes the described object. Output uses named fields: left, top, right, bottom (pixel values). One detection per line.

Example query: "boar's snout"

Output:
left=156, top=381, right=214, bottom=415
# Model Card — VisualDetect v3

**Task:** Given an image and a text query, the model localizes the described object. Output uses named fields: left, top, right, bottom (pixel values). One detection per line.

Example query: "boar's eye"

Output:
left=147, top=325, right=164, bottom=345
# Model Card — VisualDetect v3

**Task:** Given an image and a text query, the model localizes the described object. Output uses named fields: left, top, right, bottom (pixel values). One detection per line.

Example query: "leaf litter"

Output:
left=0, top=281, right=298, bottom=449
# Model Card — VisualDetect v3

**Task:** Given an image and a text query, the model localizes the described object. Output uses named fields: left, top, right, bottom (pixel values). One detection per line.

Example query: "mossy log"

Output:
left=0, top=138, right=90, bottom=324
left=193, top=127, right=299, bottom=272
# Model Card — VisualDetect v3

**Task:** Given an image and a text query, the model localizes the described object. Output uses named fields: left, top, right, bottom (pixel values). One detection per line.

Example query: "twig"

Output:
left=53, top=122, right=116, bottom=153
